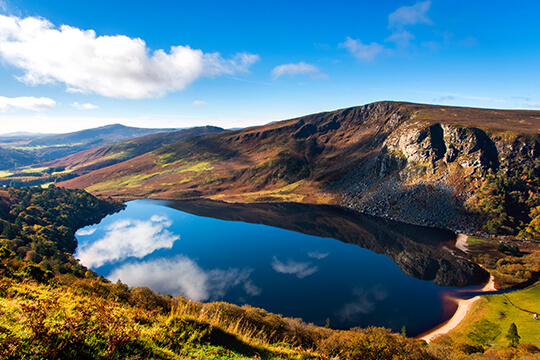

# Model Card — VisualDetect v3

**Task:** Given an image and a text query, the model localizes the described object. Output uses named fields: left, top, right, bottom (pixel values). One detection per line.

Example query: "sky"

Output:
left=0, top=0, right=539, bottom=134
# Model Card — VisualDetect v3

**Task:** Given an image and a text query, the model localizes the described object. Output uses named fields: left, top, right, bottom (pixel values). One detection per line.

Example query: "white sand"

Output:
left=418, top=274, right=496, bottom=342
left=455, top=233, right=468, bottom=253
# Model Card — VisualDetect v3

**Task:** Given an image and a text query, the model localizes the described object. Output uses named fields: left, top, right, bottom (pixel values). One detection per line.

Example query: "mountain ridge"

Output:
left=59, top=101, right=540, bottom=236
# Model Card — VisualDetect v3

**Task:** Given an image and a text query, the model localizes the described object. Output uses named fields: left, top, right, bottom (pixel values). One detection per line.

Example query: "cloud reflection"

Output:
left=77, top=215, right=179, bottom=268
left=108, top=255, right=259, bottom=302
left=271, top=256, right=318, bottom=279
left=307, top=251, right=329, bottom=260
left=338, top=285, right=388, bottom=320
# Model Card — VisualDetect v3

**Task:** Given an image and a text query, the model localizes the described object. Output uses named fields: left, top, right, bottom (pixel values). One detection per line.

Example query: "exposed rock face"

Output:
left=384, top=122, right=499, bottom=179
left=337, top=114, right=537, bottom=233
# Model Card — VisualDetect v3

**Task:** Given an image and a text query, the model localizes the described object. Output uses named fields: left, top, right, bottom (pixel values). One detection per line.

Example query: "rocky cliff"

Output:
left=336, top=105, right=540, bottom=236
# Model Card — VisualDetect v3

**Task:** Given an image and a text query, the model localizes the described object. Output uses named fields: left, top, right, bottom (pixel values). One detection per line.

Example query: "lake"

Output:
left=75, top=199, right=488, bottom=336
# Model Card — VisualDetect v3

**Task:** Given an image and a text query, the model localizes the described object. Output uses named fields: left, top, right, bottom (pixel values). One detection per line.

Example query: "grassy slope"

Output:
left=437, top=283, right=540, bottom=348
left=0, top=280, right=299, bottom=360
left=48, top=126, right=224, bottom=173
left=0, top=277, right=433, bottom=360
left=58, top=102, right=540, bottom=202
left=0, top=126, right=224, bottom=187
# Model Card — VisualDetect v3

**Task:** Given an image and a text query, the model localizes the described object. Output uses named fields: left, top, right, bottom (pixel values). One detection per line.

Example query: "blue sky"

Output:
left=0, top=0, right=539, bottom=133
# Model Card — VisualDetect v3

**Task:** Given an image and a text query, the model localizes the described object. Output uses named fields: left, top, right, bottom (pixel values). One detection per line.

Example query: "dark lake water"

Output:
left=75, top=199, right=488, bottom=336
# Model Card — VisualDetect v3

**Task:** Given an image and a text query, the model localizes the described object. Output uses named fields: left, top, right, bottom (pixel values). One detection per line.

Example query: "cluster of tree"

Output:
left=470, top=157, right=540, bottom=238
left=0, top=171, right=77, bottom=187
left=0, top=185, right=122, bottom=280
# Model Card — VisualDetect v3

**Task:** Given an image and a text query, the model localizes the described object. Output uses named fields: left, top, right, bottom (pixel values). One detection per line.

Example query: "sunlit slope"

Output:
left=23, top=123, right=182, bottom=160
left=59, top=101, right=540, bottom=234
left=49, top=125, right=224, bottom=174
left=59, top=101, right=406, bottom=200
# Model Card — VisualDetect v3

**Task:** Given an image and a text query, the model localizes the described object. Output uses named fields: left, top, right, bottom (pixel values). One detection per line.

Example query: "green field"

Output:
left=448, top=283, right=540, bottom=348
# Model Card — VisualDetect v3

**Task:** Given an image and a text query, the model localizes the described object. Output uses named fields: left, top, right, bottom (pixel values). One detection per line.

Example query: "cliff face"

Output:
left=337, top=109, right=540, bottom=235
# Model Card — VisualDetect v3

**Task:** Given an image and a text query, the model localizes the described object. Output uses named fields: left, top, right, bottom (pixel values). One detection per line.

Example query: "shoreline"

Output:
left=418, top=234, right=497, bottom=342
left=417, top=272, right=496, bottom=342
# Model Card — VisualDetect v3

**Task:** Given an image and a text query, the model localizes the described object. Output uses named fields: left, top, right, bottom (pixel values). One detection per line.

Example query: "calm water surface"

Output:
left=76, top=199, right=466, bottom=336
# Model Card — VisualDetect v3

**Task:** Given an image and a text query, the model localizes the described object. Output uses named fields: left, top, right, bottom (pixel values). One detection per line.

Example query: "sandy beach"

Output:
left=418, top=274, right=496, bottom=342
left=418, top=234, right=496, bottom=342
left=455, top=233, right=469, bottom=253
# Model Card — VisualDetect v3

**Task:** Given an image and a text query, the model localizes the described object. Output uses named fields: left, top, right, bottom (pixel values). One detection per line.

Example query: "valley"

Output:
left=1, top=101, right=539, bottom=359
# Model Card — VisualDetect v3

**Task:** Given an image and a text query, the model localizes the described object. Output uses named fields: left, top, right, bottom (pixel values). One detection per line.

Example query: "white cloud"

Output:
left=388, top=1, right=432, bottom=29
left=76, top=215, right=180, bottom=268
left=71, top=102, right=99, bottom=110
left=0, top=0, right=6, bottom=12
left=339, top=37, right=386, bottom=61
left=76, top=227, right=97, bottom=236
left=385, top=30, right=415, bottom=48
left=307, top=251, right=329, bottom=260
left=0, top=14, right=259, bottom=99
left=0, top=95, right=56, bottom=112
left=271, top=256, right=318, bottom=279
left=192, top=100, right=207, bottom=106
left=271, top=62, right=327, bottom=80
left=108, top=255, right=259, bottom=301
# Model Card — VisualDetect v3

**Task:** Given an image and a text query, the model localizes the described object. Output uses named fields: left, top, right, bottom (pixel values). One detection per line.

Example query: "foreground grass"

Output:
left=0, top=276, right=437, bottom=360
left=3, top=276, right=540, bottom=360
left=0, top=279, right=307, bottom=359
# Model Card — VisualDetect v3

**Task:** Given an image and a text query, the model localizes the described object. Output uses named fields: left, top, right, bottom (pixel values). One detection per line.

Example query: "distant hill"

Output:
left=59, top=101, right=540, bottom=237
left=28, top=123, right=175, bottom=146
left=0, top=131, right=53, bottom=138
left=24, top=124, right=179, bottom=160
left=0, top=147, right=39, bottom=169
left=49, top=125, right=225, bottom=174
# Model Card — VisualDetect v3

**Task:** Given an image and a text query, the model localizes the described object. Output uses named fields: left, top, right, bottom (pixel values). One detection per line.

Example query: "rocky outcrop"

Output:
left=384, top=121, right=499, bottom=177
left=337, top=118, right=536, bottom=233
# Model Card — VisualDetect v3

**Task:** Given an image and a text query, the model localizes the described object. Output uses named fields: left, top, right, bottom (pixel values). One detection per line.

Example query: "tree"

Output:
left=400, top=325, right=407, bottom=337
left=506, top=323, right=520, bottom=347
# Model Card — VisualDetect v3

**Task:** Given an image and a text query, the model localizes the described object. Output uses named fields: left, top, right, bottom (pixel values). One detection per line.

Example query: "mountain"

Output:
left=25, top=123, right=180, bottom=160
left=59, top=101, right=540, bottom=236
left=48, top=125, right=224, bottom=174
left=0, top=131, right=53, bottom=138
left=0, top=147, right=39, bottom=169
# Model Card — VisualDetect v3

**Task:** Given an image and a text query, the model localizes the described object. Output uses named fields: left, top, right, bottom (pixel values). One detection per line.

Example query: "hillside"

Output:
left=0, top=126, right=224, bottom=186
left=0, top=147, right=39, bottom=170
left=48, top=125, right=224, bottom=174
left=59, top=101, right=540, bottom=237
left=8, top=124, right=180, bottom=162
